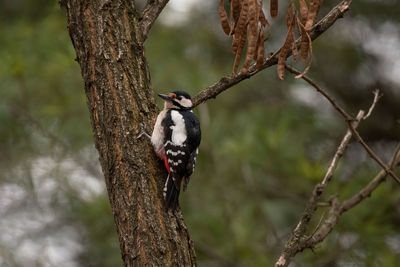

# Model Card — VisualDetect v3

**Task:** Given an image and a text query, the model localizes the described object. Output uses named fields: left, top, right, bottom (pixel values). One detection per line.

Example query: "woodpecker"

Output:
left=151, top=91, right=201, bottom=209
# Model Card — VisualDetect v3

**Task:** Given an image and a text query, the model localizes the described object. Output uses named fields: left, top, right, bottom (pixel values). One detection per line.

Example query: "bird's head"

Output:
left=158, top=90, right=193, bottom=110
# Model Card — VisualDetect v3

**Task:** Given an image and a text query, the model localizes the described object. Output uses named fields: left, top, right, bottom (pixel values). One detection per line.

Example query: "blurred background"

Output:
left=1, top=0, right=400, bottom=266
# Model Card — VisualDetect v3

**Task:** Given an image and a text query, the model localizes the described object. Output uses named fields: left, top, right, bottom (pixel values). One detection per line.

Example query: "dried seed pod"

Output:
left=235, top=0, right=249, bottom=40
left=256, top=28, right=265, bottom=69
left=252, top=0, right=263, bottom=61
left=233, top=26, right=248, bottom=73
left=299, top=0, right=308, bottom=25
left=259, top=10, right=271, bottom=41
left=232, top=32, right=240, bottom=54
left=305, top=0, right=320, bottom=31
left=277, top=12, right=295, bottom=80
left=242, top=0, right=258, bottom=71
left=232, top=0, right=249, bottom=73
left=292, top=32, right=298, bottom=61
left=295, top=16, right=313, bottom=78
left=259, top=7, right=269, bottom=27
left=298, top=19, right=309, bottom=62
left=232, top=0, right=242, bottom=23
left=219, top=0, right=231, bottom=35
left=270, top=0, right=278, bottom=18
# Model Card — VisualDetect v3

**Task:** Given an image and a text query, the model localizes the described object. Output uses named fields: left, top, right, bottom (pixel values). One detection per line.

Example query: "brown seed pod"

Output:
left=232, top=32, right=240, bottom=54
left=277, top=10, right=295, bottom=80
left=270, top=0, right=278, bottom=18
left=233, top=25, right=248, bottom=73
left=259, top=10, right=271, bottom=41
left=295, top=16, right=313, bottom=79
left=231, top=0, right=242, bottom=23
left=256, top=28, right=265, bottom=69
left=305, top=0, right=321, bottom=31
left=252, top=0, right=263, bottom=61
left=235, top=0, right=249, bottom=41
left=299, top=0, right=308, bottom=25
left=219, top=0, right=231, bottom=35
left=298, top=19, right=309, bottom=62
left=292, top=32, right=298, bottom=61
left=242, top=0, right=258, bottom=71
left=232, top=0, right=249, bottom=73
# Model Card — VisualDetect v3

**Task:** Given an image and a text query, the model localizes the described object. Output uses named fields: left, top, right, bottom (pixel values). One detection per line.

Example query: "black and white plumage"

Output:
left=151, top=91, right=201, bottom=209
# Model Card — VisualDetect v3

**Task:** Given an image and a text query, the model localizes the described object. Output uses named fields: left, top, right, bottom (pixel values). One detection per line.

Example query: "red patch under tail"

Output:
left=164, top=156, right=170, bottom=173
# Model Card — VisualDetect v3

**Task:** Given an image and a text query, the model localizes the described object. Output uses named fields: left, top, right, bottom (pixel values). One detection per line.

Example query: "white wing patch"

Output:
left=170, top=110, right=187, bottom=145
left=166, top=150, right=186, bottom=156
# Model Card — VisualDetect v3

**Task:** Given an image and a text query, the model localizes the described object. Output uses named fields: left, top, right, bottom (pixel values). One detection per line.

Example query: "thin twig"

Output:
left=322, top=111, right=364, bottom=185
left=363, top=89, right=381, bottom=120
left=306, top=211, right=327, bottom=242
left=285, top=64, right=353, bottom=121
left=389, top=143, right=400, bottom=168
left=346, top=125, right=400, bottom=185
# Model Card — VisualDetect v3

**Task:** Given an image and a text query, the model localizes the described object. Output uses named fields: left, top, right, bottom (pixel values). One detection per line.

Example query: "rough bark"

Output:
left=61, top=1, right=196, bottom=266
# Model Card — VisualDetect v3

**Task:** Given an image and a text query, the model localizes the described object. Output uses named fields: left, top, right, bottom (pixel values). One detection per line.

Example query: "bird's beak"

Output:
left=158, top=93, right=173, bottom=102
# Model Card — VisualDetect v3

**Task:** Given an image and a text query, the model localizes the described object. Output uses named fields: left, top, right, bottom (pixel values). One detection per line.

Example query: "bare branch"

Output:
left=346, top=124, right=400, bottom=185
left=285, top=66, right=400, bottom=185
left=141, top=0, right=169, bottom=40
left=192, top=0, right=353, bottom=107
left=275, top=65, right=399, bottom=266
left=274, top=111, right=363, bottom=267
left=322, top=111, right=364, bottom=185
left=390, top=143, right=400, bottom=168
left=306, top=143, right=400, bottom=247
left=276, top=141, right=400, bottom=267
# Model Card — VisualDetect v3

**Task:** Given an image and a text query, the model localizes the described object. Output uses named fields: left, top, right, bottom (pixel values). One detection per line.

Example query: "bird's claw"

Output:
left=137, top=123, right=151, bottom=140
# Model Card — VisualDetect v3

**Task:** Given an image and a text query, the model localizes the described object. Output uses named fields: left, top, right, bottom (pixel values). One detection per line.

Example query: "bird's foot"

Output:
left=137, top=123, right=151, bottom=140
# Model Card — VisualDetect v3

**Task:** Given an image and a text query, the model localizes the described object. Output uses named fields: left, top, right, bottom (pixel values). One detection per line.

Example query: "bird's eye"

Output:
left=178, top=96, right=182, bottom=100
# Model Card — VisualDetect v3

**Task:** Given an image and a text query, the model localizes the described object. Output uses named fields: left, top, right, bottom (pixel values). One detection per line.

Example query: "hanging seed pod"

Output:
left=299, top=0, right=308, bottom=25
left=295, top=16, right=313, bottom=79
left=242, top=0, right=258, bottom=72
left=232, top=0, right=249, bottom=73
left=256, top=28, right=265, bottom=69
left=305, top=0, right=321, bottom=31
left=233, top=26, right=248, bottom=73
left=219, top=0, right=231, bottom=35
left=277, top=8, right=295, bottom=80
left=270, top=0, right=278, bottom=18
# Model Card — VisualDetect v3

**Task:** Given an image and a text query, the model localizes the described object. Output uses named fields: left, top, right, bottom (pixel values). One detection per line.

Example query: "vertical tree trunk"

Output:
left=61, top=1, right=196, bottom=266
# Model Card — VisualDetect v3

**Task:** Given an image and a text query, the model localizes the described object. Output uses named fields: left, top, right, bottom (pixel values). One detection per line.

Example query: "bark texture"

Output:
left=61, top=1, right=196, bottom=266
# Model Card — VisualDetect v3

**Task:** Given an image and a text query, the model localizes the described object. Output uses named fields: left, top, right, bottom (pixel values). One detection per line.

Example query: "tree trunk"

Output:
left=61, top=1, right=196, bottom=266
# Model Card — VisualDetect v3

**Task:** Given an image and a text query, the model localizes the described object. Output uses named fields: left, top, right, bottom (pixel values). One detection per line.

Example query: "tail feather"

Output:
left=164, top=174, right=180, bottom=210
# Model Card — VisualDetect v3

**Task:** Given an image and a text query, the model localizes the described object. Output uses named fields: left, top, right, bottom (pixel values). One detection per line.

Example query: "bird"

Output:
left=151, top=90, right=201, bottom=210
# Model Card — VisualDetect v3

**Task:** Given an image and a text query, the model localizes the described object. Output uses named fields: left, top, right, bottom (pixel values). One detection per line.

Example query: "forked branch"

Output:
left=286, top=65, right=400, bottom=185
left=274, top=111, right=364, bottom=267
left=275, top=67, right=400, bottom=267
left=304, top=143, right=400, bottom=249
left=141, top=0, right=169, bottom=40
